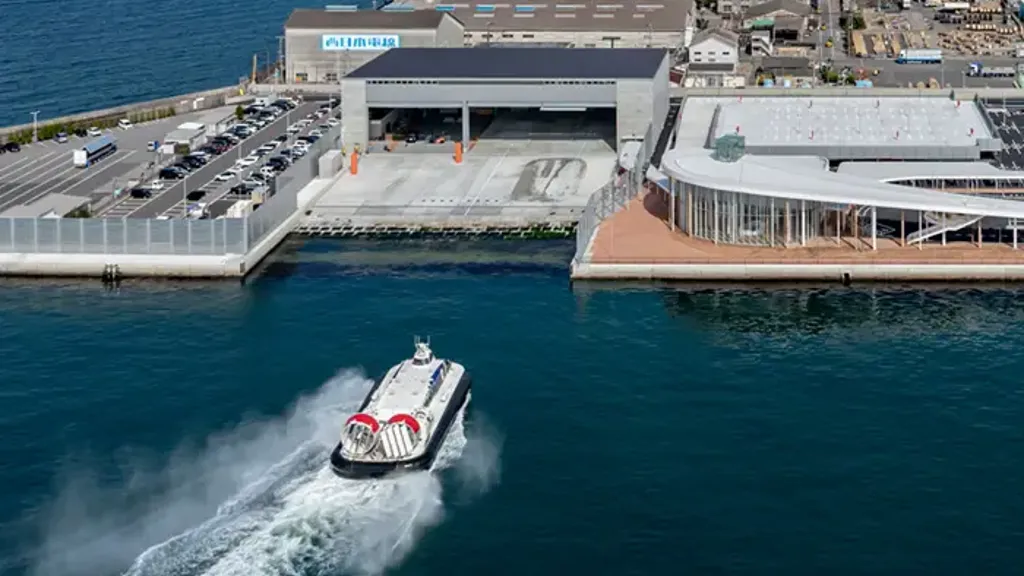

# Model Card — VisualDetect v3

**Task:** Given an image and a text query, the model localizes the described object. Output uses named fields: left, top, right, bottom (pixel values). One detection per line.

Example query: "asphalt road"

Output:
left=0, top=111, right=220, bottom=214
left=127, top=101, right=321, bottom=218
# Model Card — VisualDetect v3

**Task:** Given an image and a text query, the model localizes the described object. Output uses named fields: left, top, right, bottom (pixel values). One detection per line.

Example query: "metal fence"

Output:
left=248, top=124, right=341, bottom=246
left=0, top=217, right=247, bottom=255
left=573, top=123, right=654, bottom=264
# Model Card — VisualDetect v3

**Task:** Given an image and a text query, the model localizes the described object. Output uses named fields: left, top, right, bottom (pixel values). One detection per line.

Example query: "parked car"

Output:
left=118, top=118, right=133, bottom=130
left=160, top=168, right=186, bottom=180
left=87, top=127, right=103, bottom=137
left=54, top=132, right=68, bottom=144
left=3, top=142, right=21, bottom=153
left=236, top=156, right=258, bottom=169
left=186, top=190, right=207, bottom=201
left=129, top=187, right=153, bottom=199
left=73, top=128, right=87, bottom=137
left=259, top=166, right=278, bottom=179
left=216, top=169, right=240, bottom=182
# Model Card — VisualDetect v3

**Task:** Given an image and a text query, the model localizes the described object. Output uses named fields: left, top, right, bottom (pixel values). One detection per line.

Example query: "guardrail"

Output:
left=587, top=253, right=1024, bottom=264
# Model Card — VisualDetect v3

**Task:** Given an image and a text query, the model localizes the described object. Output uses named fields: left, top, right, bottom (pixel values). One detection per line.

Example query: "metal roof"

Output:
left=456, top=0, right=691, bottom=32
left=836, top=161, right=1024, bottom=180
left=745, top=0, right=811, bottom=18
left=82, top=135, right=115, bottom=154
left=284, top=8, right=449, bottom=30
left=346, top=47, right=667, bottom=79
left=713, top=97, right=992, bottom=148
left=0, top=194, right=90, bottom=218
left=660, top=148, right=1024, bottom=219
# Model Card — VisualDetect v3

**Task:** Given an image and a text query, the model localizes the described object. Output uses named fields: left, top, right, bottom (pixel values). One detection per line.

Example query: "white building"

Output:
left=688, top=29, right=740, bottom=70
left=284, top=8, right=465, bottom=83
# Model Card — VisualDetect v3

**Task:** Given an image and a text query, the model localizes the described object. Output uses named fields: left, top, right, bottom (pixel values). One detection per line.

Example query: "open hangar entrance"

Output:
left=363, top=106, right=617, bottom=155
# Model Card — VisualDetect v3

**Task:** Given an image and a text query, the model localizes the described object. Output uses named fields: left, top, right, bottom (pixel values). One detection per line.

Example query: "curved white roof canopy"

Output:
left=660, top=147, right=1024, bottom=220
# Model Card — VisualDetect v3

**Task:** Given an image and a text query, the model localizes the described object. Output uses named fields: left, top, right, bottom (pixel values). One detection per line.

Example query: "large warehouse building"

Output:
left=449, top=1, right=696, bottom=49
left=339, top=47, right=670, bottom=158
left=284, top=9, right=465, bottom=83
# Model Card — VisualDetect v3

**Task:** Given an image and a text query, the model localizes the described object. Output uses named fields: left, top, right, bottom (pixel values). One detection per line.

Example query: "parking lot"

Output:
left=98, top=99, right=331, bottom=219
left=0, top=109, right=229, bottom=215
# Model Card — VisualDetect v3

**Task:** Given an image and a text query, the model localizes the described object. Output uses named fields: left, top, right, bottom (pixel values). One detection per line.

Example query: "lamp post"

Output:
left=31, top=111, right=40, bottom=143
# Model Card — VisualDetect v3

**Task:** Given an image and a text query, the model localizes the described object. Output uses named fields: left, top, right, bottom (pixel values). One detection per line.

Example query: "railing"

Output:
left=906, top=214, right=983, bottom=245
left=0, top=217, right=247, bottom=255
left=573, top=123, right=655, bottom=265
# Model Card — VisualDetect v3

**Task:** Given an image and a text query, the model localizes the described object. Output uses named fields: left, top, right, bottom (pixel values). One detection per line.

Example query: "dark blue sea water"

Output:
left=0, top=0, right=360, bottom=127
left=2, top=238, right=1024, bottom=575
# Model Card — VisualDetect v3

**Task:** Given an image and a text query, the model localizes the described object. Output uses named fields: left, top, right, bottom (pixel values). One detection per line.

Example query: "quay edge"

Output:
left=570, top=262, right=1024, bottom=283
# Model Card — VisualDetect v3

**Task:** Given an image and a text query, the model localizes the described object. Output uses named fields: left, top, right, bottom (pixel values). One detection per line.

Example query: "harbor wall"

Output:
left=0, top=85, right=248, bottom=142
left=0, top=252, right=244, bottom=278
left=571, top=262, right=1024, bottom=282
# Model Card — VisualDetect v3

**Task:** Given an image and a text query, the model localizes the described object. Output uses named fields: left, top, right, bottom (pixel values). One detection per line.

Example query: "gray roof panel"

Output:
left=346, top=47, right=667, bottom=79
left=285, top=9, right=448, bottom=30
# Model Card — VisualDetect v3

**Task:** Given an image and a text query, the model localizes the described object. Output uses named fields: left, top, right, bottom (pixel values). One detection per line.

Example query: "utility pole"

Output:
left=276, top=35, right=286, bottom=87
left=31, top=111, right=39, bottom=143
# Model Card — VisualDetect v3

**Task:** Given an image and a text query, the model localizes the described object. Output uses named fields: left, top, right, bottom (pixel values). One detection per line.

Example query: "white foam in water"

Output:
left=30, top=370, right=499, bottom=576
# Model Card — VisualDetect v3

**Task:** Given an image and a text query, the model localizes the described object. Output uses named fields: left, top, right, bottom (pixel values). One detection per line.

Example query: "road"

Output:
left=0, top=110, right=225, bottom=214
left=124, top=101, right=322, bottom=218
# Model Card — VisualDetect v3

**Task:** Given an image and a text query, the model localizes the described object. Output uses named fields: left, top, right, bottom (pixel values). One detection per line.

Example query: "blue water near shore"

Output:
left=0, top=0, right=369, bottom=127
left=2, top=238, right=1024, bottom=575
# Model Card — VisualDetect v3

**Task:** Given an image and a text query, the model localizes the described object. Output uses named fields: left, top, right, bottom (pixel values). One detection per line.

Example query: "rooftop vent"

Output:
left=514, top=5, right=536, bottom=11
left=476, top=4, right=496, bottom=10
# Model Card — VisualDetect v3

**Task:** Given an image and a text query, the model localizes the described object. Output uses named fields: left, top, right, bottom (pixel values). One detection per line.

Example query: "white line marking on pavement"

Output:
left=20, top=151, right=137, bottom=208
left=0, top=151, right=60, bottom=177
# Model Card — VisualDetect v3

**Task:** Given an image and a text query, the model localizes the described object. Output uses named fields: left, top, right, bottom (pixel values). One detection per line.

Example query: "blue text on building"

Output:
left=321, top=34, right=401, bottom=51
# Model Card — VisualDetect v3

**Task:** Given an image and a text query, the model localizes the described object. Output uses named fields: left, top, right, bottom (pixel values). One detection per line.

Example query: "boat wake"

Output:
left=28, top=369, right=500, bottom=576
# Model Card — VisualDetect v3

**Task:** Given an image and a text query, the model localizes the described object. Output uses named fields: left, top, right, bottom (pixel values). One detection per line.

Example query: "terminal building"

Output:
left=284, top=8, right=465, bottom=83
left=652, top=96, right=1024, bottom=250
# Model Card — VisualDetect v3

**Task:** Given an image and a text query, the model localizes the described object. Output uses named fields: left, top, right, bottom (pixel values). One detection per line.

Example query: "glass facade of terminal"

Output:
left=673, top=181, right=830, bottom=247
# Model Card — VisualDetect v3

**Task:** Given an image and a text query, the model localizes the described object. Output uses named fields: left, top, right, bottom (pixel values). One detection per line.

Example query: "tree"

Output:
left=235, top=105, right=245, bottom=120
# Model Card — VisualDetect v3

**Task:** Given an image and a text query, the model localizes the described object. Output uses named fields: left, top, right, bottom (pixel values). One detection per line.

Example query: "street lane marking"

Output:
left=0, top=153, right=74, bottom=201
left=18, top=151, right=138, bottom=208
left=0, top=150, right=62, bottom=179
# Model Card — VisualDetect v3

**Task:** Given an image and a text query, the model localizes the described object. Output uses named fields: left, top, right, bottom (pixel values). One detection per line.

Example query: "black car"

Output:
left=199, top=145, right=221, bottom=156
left=268, top=155, right=289, bottom=167
left=129, top=187, right=153, bottom=199
left=183, top=155, right=206, bottom=166
left=186, top=190, right=207, bottom=201
left=73, top=128, right=87, bottom=137
left=172, top=163, right=193, bottom=173
left=159, top=168, right=186, bottom=180
left=274, top=134, right=288, bottom=143
left=3, top=142, right=21, bottom=153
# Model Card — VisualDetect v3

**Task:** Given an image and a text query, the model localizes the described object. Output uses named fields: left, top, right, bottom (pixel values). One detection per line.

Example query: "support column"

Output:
left=687, top=187, right=693, bottom=236
left=900, top=210, right=905, bottom=247
left=978, top=219, right=983, bottom=248
left=670, top=179, right=675, bottom=231
left=461, top=102, right=470, bottom=149
left=1014, top=220, right=1018, bottom=249
left=871, top=206, right=877, bottom=251
left=853, top=207, right=859, bottom=250
left=942, top=213, right=947, bottom=246
left=800, top=200, right=807, bottom=246
left=921, top=208, right=929, bottom=249
left=769, top=197, right=775, bottom=247
left=784, top=200, right=790, bottom=247
left=713, top=189, right=719, bottom=244
left=836, top=208, right=841, bottom=245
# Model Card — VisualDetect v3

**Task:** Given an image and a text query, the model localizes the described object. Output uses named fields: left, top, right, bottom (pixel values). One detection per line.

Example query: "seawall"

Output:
left=0, top=85, right=250, bottom=141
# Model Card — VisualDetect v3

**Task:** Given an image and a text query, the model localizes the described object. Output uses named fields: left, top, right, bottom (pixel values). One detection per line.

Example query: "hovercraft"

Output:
left=329, top=339, right=471, bottom=479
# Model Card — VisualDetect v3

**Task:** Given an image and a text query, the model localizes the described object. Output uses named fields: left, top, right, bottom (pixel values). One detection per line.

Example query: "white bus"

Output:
left=72, top=135, right=117, bottom=168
